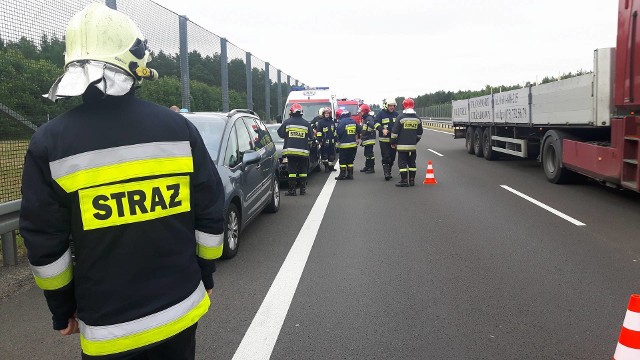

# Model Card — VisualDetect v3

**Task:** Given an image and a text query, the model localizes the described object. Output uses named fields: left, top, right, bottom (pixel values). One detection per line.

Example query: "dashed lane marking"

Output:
left=428, top=149, right=444, bottom=157
left=500, top=185, right=586, bottom=226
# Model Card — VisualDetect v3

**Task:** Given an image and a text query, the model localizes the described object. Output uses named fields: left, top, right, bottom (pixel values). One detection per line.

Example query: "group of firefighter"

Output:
left=277, top=97, right=424, bottom=196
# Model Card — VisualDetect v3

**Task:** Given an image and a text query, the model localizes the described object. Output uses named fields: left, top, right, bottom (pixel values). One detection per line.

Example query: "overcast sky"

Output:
left=152, top=0, right=618, bottom=105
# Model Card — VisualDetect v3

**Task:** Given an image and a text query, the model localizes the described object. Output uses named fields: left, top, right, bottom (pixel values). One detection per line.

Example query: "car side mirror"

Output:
left=242, top=150, right=261, bottom=166
left=276, top=115, right=283, bottom=123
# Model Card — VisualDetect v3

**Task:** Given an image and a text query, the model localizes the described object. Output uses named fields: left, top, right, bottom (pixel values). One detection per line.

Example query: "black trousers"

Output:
left=82, top=323, right=197, bottom=360
left=320, top=142, right=336, bottom=163
left=397, top=151, right=417, bottom=172
left=338, top=147, right=357, bottom=167
left=363, top=144, right=374, bottom=160
left=379, top=141, right=396, bottom=166
left=287, top=155, right=308, bottom=180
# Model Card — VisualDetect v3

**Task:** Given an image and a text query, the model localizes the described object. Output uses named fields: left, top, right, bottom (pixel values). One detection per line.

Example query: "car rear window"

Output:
left=186, top=116, right=226, bottom=160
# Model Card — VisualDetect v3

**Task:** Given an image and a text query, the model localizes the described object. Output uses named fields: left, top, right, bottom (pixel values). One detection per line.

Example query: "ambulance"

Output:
left=282, top=87, right=337, bottom=122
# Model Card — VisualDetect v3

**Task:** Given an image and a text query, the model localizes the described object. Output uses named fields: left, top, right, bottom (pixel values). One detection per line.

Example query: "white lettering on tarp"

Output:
left=495, top=107, right=528, bottom=122
left=453, top=107, right=468, bottom=116
left=494, top=92, right=519, bottom=106
left=470, top=110, right=492, bottom=120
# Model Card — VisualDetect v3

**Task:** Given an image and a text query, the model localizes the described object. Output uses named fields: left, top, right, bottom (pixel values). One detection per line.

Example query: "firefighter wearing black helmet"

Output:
left=391, top=98, right=423, bottom=187
left=278, top=103, right=313, bottom=195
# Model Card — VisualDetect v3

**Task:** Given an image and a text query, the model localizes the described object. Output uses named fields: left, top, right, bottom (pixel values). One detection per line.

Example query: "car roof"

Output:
left=181, top=109, right=260, bottom=123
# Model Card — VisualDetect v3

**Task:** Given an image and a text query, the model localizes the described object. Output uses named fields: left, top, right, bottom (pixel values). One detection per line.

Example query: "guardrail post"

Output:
left=2, top=230, right=18, bottom=266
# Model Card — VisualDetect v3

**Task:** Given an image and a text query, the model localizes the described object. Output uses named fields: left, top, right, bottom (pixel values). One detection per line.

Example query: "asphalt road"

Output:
left=1, top=128, right=639, bottom=359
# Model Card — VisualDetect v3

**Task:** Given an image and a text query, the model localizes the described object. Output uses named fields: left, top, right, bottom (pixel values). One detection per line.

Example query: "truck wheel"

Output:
left=542, top=130, right=574, bottom=184
left=465, top=127, right=475, bottom=154
left=483, top=127, right=498, bottom=161
left=474, top=127, right=484, bottom=157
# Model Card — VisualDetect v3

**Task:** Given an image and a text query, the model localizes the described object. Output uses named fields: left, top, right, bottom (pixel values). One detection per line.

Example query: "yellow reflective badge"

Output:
left=404, top=121, right=419, bottom=130
left=78, top=176, right=191, bottom=230
left=346, top=125, right=356, bottom=135
left=288, top=130, right=306, bottom=138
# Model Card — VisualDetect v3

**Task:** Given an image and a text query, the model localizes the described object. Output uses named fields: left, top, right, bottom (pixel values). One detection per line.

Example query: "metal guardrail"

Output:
left=422, top=118, right=453, bottom=131
left=0, top=200, right=21, bottom=266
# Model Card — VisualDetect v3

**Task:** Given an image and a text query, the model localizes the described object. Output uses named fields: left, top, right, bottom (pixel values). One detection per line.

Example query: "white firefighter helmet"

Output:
left=64, top=3, right=153, bottom=80
left=382, top=98, right=397, bottom=110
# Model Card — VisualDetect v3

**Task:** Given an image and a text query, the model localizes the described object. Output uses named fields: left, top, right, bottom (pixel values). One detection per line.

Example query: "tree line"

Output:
left=0, top=35, right=290, bottom=139
left=394, top=70, right=591, bottom=110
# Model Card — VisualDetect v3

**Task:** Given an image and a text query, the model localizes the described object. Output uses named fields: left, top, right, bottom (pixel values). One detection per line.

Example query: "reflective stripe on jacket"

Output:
left=19, top=93, right=225, bottom=355
left=390, top=111, right=423, bottom=151
left=278, top=115, right=312, bottom=157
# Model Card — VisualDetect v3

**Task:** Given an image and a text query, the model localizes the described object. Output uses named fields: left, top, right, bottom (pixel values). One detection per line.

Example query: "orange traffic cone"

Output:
left=423, top=160, right=437, bottom=184
left=613, top=294, right=640, bottom=359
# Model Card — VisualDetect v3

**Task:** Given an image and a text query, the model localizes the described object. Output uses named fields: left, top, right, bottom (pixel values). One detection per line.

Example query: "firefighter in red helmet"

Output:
left=391, top=98, right=423, bottom=187
left=278, top=103, right=313, bottom=195
left=358, top=104, right=376, bottom=174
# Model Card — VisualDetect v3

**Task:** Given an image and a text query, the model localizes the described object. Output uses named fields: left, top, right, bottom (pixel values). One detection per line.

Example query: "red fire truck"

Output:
left=337, top=99, right=363, bottom=124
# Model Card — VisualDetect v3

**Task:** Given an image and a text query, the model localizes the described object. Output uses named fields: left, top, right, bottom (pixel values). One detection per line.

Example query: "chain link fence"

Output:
left=0, top=0, right=304, bottom=203
left=415, top=103, right=453, bottom=119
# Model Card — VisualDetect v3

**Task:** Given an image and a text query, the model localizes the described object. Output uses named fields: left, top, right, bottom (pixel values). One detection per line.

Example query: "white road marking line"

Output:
left=232, top=163, right=339, bottom=360
left=428, top=149, right=444, bottom=157
left=500, top=185, right=586, bottom=226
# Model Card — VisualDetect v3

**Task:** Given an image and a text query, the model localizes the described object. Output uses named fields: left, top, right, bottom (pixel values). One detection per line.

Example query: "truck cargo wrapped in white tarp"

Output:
left=493, top=88, right=529, bottom=124
left=469, top=95, right=493, bottom=124
left=452, top=99, right=469, bottom=123
left=451, top=48, right=615, bottom=128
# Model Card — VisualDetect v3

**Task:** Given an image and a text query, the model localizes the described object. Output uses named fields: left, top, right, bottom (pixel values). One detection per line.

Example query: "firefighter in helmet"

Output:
left=20, top=4, right=224, bottom=358
left=358, top=104, right=376, bottom=174
left=278, top=103, right=313, bottom=195
left=335, top=108, right=362, bottom=180
left=374, top=98, right=399, bottom=180
left=316, top=107, right=337, bottom=172
left=391, top=98, right=423, bottom=186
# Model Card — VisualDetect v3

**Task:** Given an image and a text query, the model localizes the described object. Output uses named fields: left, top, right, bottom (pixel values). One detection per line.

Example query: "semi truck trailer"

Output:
left=452, top=0, right=639, bottom=193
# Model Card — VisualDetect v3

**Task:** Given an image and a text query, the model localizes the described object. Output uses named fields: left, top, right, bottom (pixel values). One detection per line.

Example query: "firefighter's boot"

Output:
left=383, top=164, right=392, bottom=181
left=323, top=161, right=330, bottom=173
left=395, top=172, right=409, bottom=187
left=335, top=167, right=347, bottom=180
left=364, top=159, right=375, bottom=174
left=346, top=167, right=354, bottom=180
left=286, top=179, right=297, bottom=196
left=409, top=171, right=416, bottom=186
left=298, top=179, right=306, bottom=195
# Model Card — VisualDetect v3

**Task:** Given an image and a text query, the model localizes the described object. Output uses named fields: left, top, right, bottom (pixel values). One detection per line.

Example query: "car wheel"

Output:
left=264, top=176, right=280, bottom=213
left=222, top=203, right=240, bottom=259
